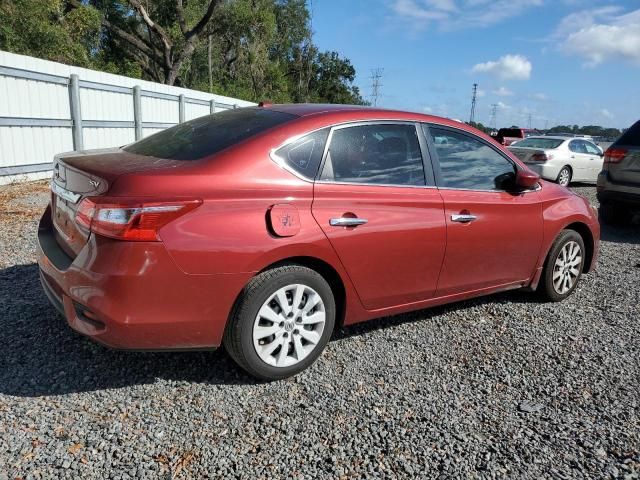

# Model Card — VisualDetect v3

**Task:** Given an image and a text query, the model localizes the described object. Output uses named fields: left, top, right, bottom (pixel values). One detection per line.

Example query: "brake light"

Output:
left=604, top=147, right=627, bottom=164
left=75, top=198, right=201, bottom=241
left=531, top=153, right=553, bottom=162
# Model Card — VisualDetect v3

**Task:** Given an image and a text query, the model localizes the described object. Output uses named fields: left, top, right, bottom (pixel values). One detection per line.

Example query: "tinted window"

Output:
left=274, top=129, right=329, bottom=178
left=569, top=140, right=587, bottom=154
left=428, top=127, right=516, bottom=190
left=320, top=124, right=425, bottom=186
left=512, top=138, right=564, bottom=149
left=616, top=120, right=640, bottom=147
left=124, top=108, right=296, bottom=160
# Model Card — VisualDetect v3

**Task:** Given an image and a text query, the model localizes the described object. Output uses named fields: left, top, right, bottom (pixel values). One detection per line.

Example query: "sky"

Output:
left=311, top=0, right=640, bottom=129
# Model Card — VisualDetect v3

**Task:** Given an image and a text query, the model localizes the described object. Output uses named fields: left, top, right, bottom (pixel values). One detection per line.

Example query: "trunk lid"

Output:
left=50, top=148, right=186, bottom=258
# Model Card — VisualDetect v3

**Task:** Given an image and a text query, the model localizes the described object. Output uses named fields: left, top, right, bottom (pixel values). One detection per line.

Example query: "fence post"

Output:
left=209, top=99, right=216, bottom=115
left=68, top=74, right=83, bottom=151
left=133, top=86, right=142, bottom=140
left=179, top=94, right=185, bottom=123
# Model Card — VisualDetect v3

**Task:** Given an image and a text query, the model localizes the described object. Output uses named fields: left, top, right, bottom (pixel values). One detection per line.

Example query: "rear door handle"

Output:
left=330, top=217, right=368, bottom=227
left=451, top=214, right=477, bottom=223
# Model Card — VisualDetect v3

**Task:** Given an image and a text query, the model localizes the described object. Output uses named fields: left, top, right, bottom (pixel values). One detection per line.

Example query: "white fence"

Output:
left=0, top=50, right=255, bottom=183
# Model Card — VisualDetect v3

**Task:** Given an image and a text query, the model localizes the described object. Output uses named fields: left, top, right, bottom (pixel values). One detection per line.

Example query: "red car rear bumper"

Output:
left=37, top=208, right=250, bottom=350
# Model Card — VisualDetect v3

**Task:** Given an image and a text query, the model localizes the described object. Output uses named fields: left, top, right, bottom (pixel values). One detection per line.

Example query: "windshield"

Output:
left=124, top=107, right=296, bottom=160
left=511, top=138, right=564, bottom=149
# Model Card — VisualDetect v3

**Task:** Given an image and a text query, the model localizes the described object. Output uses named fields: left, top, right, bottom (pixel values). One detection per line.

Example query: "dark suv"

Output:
left=597, top=120, right=640, bottom=224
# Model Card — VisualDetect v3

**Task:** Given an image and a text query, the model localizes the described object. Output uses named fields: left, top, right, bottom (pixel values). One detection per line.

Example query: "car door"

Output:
left=424, top=125, right=544, bottom=297
left=311, top=122, right=447, bottom=310
left=568, top=140, right=591, bottom=181
left=583, top=140, right=604, bottom=180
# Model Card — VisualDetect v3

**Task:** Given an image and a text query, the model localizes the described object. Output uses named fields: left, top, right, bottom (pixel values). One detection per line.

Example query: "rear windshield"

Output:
left=511, top=138, right=564, bottom=149
left=616, top=120, right=640, bottom=147
left=124, top=107, right=296, bottom=160
left=498, top=129, right=522, bottom=138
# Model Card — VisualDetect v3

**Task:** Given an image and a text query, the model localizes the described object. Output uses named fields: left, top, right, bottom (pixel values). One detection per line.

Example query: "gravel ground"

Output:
left=0, top=181, right=638, bottom=479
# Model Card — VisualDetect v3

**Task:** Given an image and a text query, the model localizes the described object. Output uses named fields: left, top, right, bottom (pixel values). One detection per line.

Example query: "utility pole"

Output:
left=469, top=83, right=478, bottom=124
left=489, top=103, right=498, bottom=130
left=527, top=113, right=533, bottom=129
left=370, top=68, right=383, bottom=106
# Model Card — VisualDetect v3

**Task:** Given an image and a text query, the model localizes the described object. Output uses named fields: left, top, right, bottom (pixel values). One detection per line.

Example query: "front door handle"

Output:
left=451, top=214, right=477, bottom=223
left=330, top=217, right=368, bottom=227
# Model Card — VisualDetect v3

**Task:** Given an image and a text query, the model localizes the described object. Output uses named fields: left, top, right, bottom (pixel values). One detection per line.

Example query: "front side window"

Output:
left=274, top=128, right=329, bottom=178
left=427, top=126, right=516, bottom=191
left=584, top=142, right=601, bottom=155
left=319, top=124, right=426, bottom=186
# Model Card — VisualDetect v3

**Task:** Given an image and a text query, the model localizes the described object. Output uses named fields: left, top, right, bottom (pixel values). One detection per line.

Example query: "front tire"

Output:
left=223, top=265, right=335, bottom=380
left=538, top=230, right=585, bottom=302
left=556, top=166, right=572, bottom=187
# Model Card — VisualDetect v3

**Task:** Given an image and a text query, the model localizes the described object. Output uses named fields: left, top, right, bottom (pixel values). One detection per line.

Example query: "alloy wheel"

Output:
left=252, top=284, right=326, bottom=368
left=552, top=240, right=582, bottom=294
left=558, top=168, right=571, bottom=186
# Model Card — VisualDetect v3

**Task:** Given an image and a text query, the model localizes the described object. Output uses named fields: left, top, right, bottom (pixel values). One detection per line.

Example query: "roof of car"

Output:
left=264, top=103, right=463, bottom=125
left=526, top=135, right=572, bottom=141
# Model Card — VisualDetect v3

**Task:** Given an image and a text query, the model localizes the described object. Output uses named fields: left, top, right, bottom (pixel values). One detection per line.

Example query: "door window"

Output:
left=427, top=126, right=516, bottom=191
left=319, top=124, right=426, bottom=186
left=583, top=142, right=601, bottom=155
left=569, top=140, right=587, bottom=154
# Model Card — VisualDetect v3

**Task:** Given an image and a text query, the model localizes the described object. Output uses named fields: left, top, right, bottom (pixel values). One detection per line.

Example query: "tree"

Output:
left=1, top=0, right=368, bottom=105
left=0, top=0, right=101, bottom=67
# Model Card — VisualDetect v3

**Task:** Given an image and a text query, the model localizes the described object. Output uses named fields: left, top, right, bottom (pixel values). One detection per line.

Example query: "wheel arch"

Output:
left=563, top=222, right=595, bottom=272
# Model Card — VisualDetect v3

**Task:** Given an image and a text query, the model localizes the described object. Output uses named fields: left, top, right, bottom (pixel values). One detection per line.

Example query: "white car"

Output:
left=508, top=136, right=604, bottom=186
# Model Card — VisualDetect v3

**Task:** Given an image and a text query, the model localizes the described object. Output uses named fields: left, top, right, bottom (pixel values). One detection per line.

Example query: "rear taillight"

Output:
left=604, top=147, right=627, bottom=164
left=75, top=198, right=201, bottom=241
left=531, top=153, right=553, bottom=162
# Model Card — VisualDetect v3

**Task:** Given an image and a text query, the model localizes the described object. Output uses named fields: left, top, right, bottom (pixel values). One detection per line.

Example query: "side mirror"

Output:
left=597, top=146, right=604, bottom=157
left=515, top=169, right=540, bottom=189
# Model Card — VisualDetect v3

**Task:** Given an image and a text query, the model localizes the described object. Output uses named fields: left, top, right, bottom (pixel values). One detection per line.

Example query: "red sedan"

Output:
left=37, top=104, right=600, bottom=380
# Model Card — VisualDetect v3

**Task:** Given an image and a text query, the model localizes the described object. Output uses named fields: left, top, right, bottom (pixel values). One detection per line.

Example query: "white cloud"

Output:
left=476, top=88, right=486, bottom=98
left=390, top=0, right=543, bottom=30
left=556, top=8, right=640, bottom=67
left=493, top=86, right=513, bottom=96
left=496, top=101, right=511, bottom=109
left=472, top=54, right=532, bottom=81
left=532, top=93, right=548, bottom=101
left=600, top=108, right=613, bottom=119
left=423, top=106, right=433, bottom=113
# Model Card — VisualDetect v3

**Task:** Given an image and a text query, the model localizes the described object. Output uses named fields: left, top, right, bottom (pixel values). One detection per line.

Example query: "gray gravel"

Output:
left=1, top=181, right=639, bottom=479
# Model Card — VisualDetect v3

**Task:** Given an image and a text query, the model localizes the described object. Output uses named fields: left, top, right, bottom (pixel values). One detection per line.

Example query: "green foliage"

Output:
left=0, top=0, right=101, bottom=67
left=468, top=121, right=492, bottom=135
left=0, top=0, right=366, bottom=105
left=545, top=124, right=622, bottom=139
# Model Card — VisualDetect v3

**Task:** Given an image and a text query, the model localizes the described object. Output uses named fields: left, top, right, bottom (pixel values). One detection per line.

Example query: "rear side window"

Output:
left=616, top=121, right=640, bottom=147
left=428, top=126, right=516, bottom=191
left=124, top=108, right=296, bottom=160
left=274, top=129, right=329, bottom=178
left=319, top=123, right=426, bottom=186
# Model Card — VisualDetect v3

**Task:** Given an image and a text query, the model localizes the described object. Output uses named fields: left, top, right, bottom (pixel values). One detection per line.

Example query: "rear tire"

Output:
left=556, top=166, right=572, bottom=187
left=223, top=265, right=335, bottom=380
left=599, top=201, right=630, bottom=225
left=538, top=230, right=585, bottom=302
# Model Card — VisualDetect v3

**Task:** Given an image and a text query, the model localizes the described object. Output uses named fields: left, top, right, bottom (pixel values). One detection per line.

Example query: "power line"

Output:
left=370, top=68, right=383, bottom=106
left=469, top=83, right=478, bottom=123
left=527, top=113, right=533, bottom=129
left=489, top=103, right=498, bottom=129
